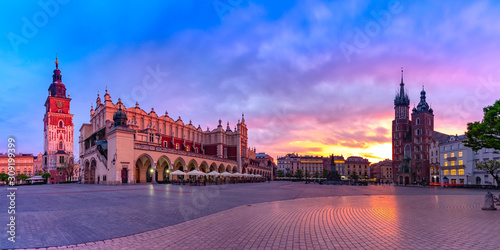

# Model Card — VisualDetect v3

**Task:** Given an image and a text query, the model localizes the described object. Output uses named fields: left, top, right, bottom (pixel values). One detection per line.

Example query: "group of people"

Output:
left=170, top=176, right=266, bottom=186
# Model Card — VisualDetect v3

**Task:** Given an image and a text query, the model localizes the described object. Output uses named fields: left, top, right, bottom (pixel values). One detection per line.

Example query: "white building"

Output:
left=439, top=135, right=499, bottom=186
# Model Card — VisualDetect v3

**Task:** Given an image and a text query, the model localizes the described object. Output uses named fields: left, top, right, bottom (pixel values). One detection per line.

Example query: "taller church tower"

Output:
left=392, top=69, right=410, bottom=183
left=42, top=57, right=74, bottom=183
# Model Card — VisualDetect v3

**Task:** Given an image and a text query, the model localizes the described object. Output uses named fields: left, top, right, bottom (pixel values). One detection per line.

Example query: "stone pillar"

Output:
left=152, top=161, right=157, bottom=184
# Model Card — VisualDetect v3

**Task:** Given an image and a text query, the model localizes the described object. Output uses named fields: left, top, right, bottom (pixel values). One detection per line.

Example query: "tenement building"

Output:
left=370, top=159, right=392, bottom=183
left=0, top=153, right=34, bottom=177
left=79, top=89, right=265, bottom=184
left=391, top=69, right=448, bottom=185
left=276, top=154, right=326, bottom=176
left=438, top=135, right=499, bottom=186
left=345, top=156, right=370, bottom=179
left=41, top=58, right=74, bottom=183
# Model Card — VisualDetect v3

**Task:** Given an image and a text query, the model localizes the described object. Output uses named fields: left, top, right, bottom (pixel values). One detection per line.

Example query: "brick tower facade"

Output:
left=42, top=57, right=74, bottom=183
left=392, top=69, right=434, bottom=185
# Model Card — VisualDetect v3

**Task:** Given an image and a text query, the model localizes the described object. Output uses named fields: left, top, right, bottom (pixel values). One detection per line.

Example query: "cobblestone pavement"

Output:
left=1, top=182, right=499, bottom=249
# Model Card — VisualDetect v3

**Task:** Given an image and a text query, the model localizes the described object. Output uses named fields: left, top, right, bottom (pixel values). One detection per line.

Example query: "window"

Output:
left=443, top=154, right=447, bottom=159
left=58, top=120, right=64, bottom=128
left=175, top=144, right=179, bottom=150
left=59, top=156, right=65, bottom=163
left=59, top=141, right=64, bottom=150
left=416, top=118, right=420, bottom=125
left=163, top=142, right=168, bottom=147
left=451, top=161, right=455, bottom=166
left=458, top=151, right=463, bottom=157
left=443, top=170, right=449, bottom=175
left=444, top=162, right=448, bottom=166
left=450, top=153, right=455, bottom=157
left=458, top=160, right=463, bottom=165
left=450, top=169, right=456, bottom=175
left=458, top=169, right=464, bottom=175
left=186, top=146, right=190, bottom=152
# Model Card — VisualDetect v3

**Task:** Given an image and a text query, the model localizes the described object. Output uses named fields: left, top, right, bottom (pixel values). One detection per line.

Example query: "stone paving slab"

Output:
left=49, top=195, right=500, bottom=249
left=0, top=182, right=497, bottom=249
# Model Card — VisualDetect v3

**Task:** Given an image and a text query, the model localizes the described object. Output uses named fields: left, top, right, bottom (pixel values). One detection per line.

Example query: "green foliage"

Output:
left=16, top=174, right=29, bottom=181
left=295, top=169, right=304, bottom=179
left=350, top=171, right=359, bottom=181
left=313, top=171, right=320, bottom=178
left=322, top=169, right=329, bottom=179
left=0, top=173, right=9, bottom=182
left=42, top=173, right=51, bottom=179
left=464, top=100, right=500, bottom=151
left=276, top=170, right=284, bottom=177
left=476, top=160, right=500, bottom=187
left=285, top=171, right=292, bottom=177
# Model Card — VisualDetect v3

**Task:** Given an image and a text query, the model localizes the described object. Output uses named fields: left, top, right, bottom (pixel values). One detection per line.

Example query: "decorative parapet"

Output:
left=134, top=143, right=238, bottom=164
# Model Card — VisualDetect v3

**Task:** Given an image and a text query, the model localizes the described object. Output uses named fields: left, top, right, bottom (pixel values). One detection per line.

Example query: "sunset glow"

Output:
left=1, top=1, right=499, bottom=163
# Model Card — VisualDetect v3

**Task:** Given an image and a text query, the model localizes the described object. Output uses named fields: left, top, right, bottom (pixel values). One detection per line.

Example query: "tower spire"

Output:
left=400, top=67, right=403, bottom=84
left=55, top=54, right=59, bottom=69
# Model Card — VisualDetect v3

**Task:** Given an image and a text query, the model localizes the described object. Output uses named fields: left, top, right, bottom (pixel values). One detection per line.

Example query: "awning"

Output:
left=170, top=170, right=187, bottom=176
left=207, top=171, right=220, bottom=176
left=187, top=170, right=206, bottom=176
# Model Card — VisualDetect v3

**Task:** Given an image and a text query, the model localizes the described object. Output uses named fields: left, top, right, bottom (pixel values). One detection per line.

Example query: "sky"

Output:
left=1, top=0, right=500, bottom=164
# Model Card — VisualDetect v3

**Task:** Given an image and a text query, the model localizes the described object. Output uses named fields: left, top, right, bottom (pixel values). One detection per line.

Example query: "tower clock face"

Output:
left=56, top=100, right=63, bottom=109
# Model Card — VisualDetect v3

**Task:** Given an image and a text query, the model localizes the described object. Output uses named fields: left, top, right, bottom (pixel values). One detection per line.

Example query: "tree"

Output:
left=322, top=169, right=329, bottom=179
left=295, top=169, right=304, bottom=179
left=285, top=171, right=292, bottom=177
left=314, top=171, right=320, bottom=178
left=34, top=169, right=44, bottom=175
left=0, top=173, right=8, bottom=184
left=42, top=173, right=51, bottom=183
left=476, top=160, right=500, bottom=187
left=350, top=172, right=359, bottom=181
left=464, top=100, right=500, bottom=187
left=16, top=174, right=29, bottom=184
left=276, top=170, right=284, bottom=177
left=57, top=157, right=76, bottom=182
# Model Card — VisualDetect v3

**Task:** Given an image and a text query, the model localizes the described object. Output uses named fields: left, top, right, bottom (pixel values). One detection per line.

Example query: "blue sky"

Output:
left=2, top=0, right=500, bottom=163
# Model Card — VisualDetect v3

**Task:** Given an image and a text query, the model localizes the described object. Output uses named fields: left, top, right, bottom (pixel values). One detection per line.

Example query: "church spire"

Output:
left=394, top=68, right=409, bottom=107
left=400, top=67, right=403, bottom=84
left=48, top=55, right=66, bottom=98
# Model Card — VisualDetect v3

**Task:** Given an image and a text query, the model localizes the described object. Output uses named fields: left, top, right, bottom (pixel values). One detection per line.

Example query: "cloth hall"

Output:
left=78, top=89, right=269, bottom=184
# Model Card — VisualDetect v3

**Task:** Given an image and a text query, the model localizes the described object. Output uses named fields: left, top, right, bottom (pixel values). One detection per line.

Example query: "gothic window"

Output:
left=59, top=141, right=64, bottom=150
left=416, top=118, right=420, bottom=125
left=59, top=120, right=64, bottom=128
left=404, top=145, right=411, bottom=158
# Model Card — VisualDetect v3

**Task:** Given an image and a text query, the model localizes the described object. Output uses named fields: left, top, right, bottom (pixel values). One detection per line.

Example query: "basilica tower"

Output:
left=392, top=69, right=410, bottom=183
left=42, top=57, right=74, bottom=183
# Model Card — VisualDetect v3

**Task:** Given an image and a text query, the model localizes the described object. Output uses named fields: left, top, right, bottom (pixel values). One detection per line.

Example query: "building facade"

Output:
left=345, top=156, right=370, bottom=179
left=276, top=154, right=327, bottom=176
left=0, top=153, right=34, bottom=177
left=41, top=58, right=74, bottom=184
left=79, top=89, right=261, bottom=184
left=370, top=159, right=392, bottom=183
left=392, top=69, right=438, bottom=185
left=255, top=153, right=275, bottom=179
left=438, top=135, right=499, bottom=186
